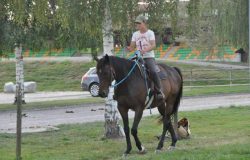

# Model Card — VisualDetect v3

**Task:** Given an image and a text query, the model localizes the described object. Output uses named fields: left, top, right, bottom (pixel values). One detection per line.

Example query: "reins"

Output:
left=111, top=51, right=142, bottom=88
left=109, top=51, right=152, bottom=114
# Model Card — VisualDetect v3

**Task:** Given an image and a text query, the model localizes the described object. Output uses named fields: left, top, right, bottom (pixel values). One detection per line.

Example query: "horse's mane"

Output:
left=109, top=56, right=134, bottom=73
left=108, top=56, right=141, bottom=81
left=109, top=56, right=133, bottom=68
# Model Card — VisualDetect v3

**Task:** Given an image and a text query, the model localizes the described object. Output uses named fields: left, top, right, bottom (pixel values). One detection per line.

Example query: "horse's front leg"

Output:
left=118, top=106, right=132, bottom=155
left=131, top=109, right=146, bottom=154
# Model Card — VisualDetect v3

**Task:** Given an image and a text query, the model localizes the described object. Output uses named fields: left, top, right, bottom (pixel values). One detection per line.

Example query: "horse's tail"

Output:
left=172, top=67, right=183, bottom=115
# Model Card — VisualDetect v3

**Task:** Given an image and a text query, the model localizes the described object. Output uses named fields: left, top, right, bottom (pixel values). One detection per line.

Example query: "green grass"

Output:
left=0, top=60, right=249, bottom=93
left=207, top=61, right=249, bottom=66
left=0, top=60, right=197, bottom=92
left=0, top=107, right=249, bottom=160
left=182, top=68, right=250, bottom=86
left=0, top=60, right=249, bottom=112
left=0, top=61, right=95, bottom=92
left=0, top=98, right=104, bottom=111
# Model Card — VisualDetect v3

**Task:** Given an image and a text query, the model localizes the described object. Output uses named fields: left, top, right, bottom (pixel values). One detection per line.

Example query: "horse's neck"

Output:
left=111, top=57, right=148, bottom=102
left=111, top=57, right=136, bottom=82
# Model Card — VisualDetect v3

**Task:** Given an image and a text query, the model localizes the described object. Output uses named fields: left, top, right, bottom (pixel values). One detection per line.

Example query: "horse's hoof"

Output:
left=167, top=146, right=176, bottom=151
left=155, top=149, right=162, bottom=154
left=122, top=153, right=128, bottom=159
left=123, top=149, right=131, bottom=158
left=138, top=146, right=147, bottom=154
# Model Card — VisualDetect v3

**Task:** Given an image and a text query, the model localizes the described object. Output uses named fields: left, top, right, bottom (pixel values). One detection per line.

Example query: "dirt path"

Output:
left=1, top=93, right=250, bottom=133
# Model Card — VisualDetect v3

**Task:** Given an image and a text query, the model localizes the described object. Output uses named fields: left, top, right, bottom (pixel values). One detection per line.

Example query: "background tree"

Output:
left=186, top=0, right=249, bottom=61
left=0, top=0, right=180, bottom=55
left=1, top=0, right=248, bottom=61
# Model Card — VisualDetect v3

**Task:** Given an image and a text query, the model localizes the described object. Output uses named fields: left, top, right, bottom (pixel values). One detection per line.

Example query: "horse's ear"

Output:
left=104, top=54, right=109, bottom=63
left=93, top=55, right=99, bottom=62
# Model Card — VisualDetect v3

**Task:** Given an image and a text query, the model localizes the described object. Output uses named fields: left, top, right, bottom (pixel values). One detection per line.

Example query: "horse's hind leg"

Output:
left=131, top=109, right=146, bottom=153
left=168, top=120, right=177, bottom=148
left=156, top=116, right=171, bottom=151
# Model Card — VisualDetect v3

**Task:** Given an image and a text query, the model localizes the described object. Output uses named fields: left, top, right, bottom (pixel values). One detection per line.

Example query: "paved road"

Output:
left=0, top=56, right=92, bottom=62
left=1, top=56, right=248, bottom=69
left=165, top=59, right=249, bottom=69
left=0, top=91, right=91, bottom=104
left=0, top=93, right=250, bottom=133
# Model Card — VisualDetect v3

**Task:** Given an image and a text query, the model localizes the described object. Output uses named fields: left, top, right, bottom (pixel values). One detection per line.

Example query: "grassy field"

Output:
left=0, top=106, right=249, bottom=160
left=0, top=60, right=198, bottom=92
left=0, top=61, right=94, bottom=91
left=0, top=60, right=249, bottom=111
left=1, top=60, right=249, bottom=91
left=0, top=60, right=249, bottom=106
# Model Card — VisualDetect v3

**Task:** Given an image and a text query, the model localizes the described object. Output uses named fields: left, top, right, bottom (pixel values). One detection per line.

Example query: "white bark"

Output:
left=104, top=81, right=125, bottom=138
left=15, top=44, right=25, bottom=102
left=102, top=0, right=114, bottom=55
left=102, top=0, right=123, bottom=138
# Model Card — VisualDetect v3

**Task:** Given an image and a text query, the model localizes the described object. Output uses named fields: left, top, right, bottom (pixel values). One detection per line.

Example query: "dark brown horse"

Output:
left=95, top=55, right=183, bottom=155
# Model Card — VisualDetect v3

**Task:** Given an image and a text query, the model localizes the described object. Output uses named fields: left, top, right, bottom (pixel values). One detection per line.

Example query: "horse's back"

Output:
left=157, top=63, right=182, bottom=82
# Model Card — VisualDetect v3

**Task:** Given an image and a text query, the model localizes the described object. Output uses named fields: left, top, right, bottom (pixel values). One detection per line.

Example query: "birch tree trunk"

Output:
left=104, top=82, right=125, bottom=138
left=102, top=0, right=114, bottom=55
left=102, top=0, right=124, bottom=138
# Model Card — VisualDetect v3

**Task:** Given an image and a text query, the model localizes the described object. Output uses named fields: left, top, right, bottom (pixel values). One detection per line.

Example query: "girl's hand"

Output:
left=127, top=46, right=133, bottom=52
left=140, top=49, right=146, bottom=54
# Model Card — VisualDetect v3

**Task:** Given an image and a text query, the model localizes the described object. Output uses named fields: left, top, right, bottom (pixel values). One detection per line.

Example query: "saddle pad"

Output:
left=135, top=61, right=167, bottom=80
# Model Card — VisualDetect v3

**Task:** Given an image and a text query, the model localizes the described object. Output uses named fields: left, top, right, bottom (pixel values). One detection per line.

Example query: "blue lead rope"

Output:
left=112, top=50, right=152, bottom=114
left=112, top=51, right=141, bottom=88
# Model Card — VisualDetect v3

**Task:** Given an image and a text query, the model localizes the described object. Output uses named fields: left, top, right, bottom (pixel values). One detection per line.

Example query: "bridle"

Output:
left=99, top=51, right=141, bottom=89
left=110, top=54, right=140, bottom=88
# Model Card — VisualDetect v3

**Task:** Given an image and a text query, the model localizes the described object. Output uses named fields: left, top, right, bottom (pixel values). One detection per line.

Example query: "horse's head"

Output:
left=95, top=54, right=114, bottom=98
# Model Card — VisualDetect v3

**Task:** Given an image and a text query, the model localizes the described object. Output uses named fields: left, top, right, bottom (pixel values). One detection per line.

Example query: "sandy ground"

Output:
left=0, top=93, right=250, bottom=133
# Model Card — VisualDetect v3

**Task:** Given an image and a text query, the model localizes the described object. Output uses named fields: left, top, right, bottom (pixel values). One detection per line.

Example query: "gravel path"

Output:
left=0, top=93, right=250, bottom=133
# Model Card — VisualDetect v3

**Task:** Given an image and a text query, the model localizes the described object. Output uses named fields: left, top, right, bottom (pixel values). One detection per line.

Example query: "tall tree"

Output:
left=0, top=0, right=181, bottom=55
left=186, top=0, right=249, bottom=60
left=102, top=0, right=114, bottom=55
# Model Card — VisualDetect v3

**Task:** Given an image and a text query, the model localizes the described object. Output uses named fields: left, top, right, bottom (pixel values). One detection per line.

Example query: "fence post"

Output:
left=248, top=67, right=250, bottom=90
left=16, top=83, right=22, bottom=160
left=190, top=69, right=193, bottom=90
left=15, top=43, right=23, bottom=160
left=229, top=68, right=233, bottom=87
left=14, top=44, right=25, bottom=104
